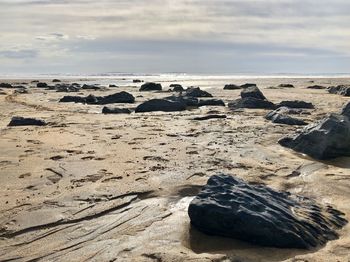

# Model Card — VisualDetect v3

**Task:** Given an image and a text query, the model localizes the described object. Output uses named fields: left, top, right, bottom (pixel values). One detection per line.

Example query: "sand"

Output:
left=0, top=76, right=349, bottom=262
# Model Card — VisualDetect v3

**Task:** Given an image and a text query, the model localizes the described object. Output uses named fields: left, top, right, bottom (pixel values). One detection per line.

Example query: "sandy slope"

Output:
left=0, top=77, right=349, bottom=262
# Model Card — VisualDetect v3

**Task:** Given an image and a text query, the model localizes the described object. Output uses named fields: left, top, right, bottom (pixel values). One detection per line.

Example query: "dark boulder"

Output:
left=278, top=84, right=295, bottom=88
left=170, top=84, right=184, bottom=92
left=307, top=85, right=326, bottom=89
left=59, top=95, right=86, bottom=103
left=36, top=82, right=48, bottom=88
left=55, top=84, right=80, bottom=92
left=341, top=101, right=350, bottom=118
left=52, top=79, right=61, bottom=82
left=8, top=117, right=47, bottom=126
left=109, top=84, right=118, bottom=87
left=133, top=79, right=143, bottom=83
left=185, top=87, right=213, bottom=97
left=102, top=107, right=131, bottom=114
left=198, top=99, right=225, bottom=107
left=224, top=84, right=240, bottom=90
left=165, top=95, right=198, bottom=107
left=279, top=114, right=350, bottom=159
left=188, top=174, right=347, bottom=249
left=266, top=110, right=307, bottom=126
left=241, top=86, right=266, bottom=100
left=192, top=115, right=227, bottom=121
left=139, top=82, right=162, bottom=91
left=82, top=84, right=102, bottom=90
left=228, top=97, right=275, bottom=110
left=59, top=91, right=135, bottom=104
left=135, top=99, right=186, bottom=113
left=0, top=83, right=13, bottom=88
left=240, top=83, right=257, bottom=88
left=328, top=85, right=350, bottom=96
left=277, top=100, right=314, bottom=109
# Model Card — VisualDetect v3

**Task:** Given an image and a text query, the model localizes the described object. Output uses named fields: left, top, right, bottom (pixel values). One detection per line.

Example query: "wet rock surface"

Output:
left=188, top=174, right=347, bottom=249
left=279, top=113, right=350, bottom=159
left=135, top=99, right=186, bottom=112
left=8, top=117, right=47, bottom=126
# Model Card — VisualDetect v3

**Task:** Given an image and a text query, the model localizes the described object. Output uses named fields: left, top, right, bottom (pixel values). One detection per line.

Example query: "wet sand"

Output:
left=0, top=77, right=349, bottom=261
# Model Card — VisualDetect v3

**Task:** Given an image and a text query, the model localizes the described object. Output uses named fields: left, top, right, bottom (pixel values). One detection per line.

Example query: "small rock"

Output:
left=185, top=87, right=212, bottom=97
left=102, top=107, right=131, bottom=114
left=307, top=85, right=326, bottom=89
left=170, top=84, right=184, bottom=92
left=228, top=97, right=275, bottom=110
left=198, top=99, right=225, bottom=107
left=266, top=110, right=307, bottom=126
left=52, top=79, right=61, bottom=82
left=223, top=84, right=240, bottom=90
left=278, top=84, right=295, bottom=88
left=109, top=84, right=118, bottom=87
left=277, top=100, right=314, bottom=109
left=133, top=79, right=143, bottom=83
left=36, top=82, right=48, bottom=88
left=240, top=83, right=257, bottom=88
left=8, top=117, right=47, bottom=126
left=139, top=82, right=162, bottom=91
left=192, top=115, right=227, bottom=121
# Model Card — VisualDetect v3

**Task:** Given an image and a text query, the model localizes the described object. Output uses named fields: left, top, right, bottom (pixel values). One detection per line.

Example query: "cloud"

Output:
left=0, top=49, right=38, bottom=59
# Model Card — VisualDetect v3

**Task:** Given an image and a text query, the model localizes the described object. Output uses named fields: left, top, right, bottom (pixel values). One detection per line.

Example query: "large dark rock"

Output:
left=279, top=114, right=350, bottom=159
left=328, top=85, right=350, bottom=96
left=266, top=109, right=307, bottom=126
left=188, top=174, right=347, bottom=249
left=59, top=91, right=135, bottom=104
left=139, top=82, right=162, bottom=91
left=135, top=99, right=186, bottom=113
left=185, top=87, right=213, bottom=98
left=198, top=99, right=225, bottom=107
left=165, top=95, right=199, bottom=107
left=170, top=84, right=184, bottom=92
left=8, top=117, right=47, bottom=126
left=341, top=101, right=350, bottom=118
left=36, top=82, right=48, bottom=88
left=81, top=84, right=102, bottom=90
left=240, top=83, right=257, bottom=88
left=241, top=86, right=266, bottom=100
left=277, top=100, right=314, bottom=109
left=228, top=97, right=275, bottom=110
left=102, top=107, right=131, bottom=114
left=0, top=83, right=13, bottom=88
left=224, top=84, right=240, bottom=90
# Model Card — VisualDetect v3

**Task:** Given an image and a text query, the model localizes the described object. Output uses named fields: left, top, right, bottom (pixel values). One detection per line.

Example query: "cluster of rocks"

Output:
left=223, top=83, right=256, bottom=90
left=279, top=101, right=350, bottom=159
left=189, top=174, right=347, bottom=249
left=228, top=86, right=275, bottom=110
left=59, top=91, right=135, bottom=105
left=328, top=85, right=350, bottom=96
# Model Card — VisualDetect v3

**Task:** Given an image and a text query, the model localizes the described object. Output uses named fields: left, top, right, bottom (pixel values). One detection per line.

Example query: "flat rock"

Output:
left=135, top=99, right=186, bottom=113
left=241, top=86, right=266, bottom=100
left=192, top=115, right=227, bottom=120
left=240, top=83, right=257, bottom=88
left=228, top=97, right=275, bottom=110
left=8, top=117, right=47, bottom=126
left=307, top=85, right=326, bottom=89
left=139, top=82, right=162, bottom=91
left=277, top=100, right=314, bottom=109
left=198, top=99, right=225, bottom=107
left=223, top=84, right=240, bottom=90
left=265, top=110, right=308, bottom=126
left=185, top=87, right=213, bottom=97
left=102, top=107, right=131, bottom=114
left=188, top=174, right=347, bottom=249
left=279, top=113, right=350, bottom=159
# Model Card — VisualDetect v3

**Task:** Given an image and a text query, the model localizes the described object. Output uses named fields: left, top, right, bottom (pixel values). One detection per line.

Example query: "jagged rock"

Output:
left=279, top=114, right=350, bottom=159
left=8, top=117, right=47, bottom=126
left=135, top=99, right=186, bottom=113
left=102, top=107, right=131, bottom=114
left=139, top=82, right=162, bottom=91
left=277, top=100, right=314, bottom=109
left=192, top=115, right=227, bottom=121
left=224, top=84, right=240, bottom=90
left=165, top=95, right=198, bottom=107
left=266, top=110, right=307, bottom=126
left=341, top=101, right=350, bottom=118
left=185, top=87, right=213, bottom=97
left=0, top=83, right=13, bottom=88
left=59, top=91, right=135, bottom=104
left=328, top=85, right=350, bottom=96
left=188, top=174, right=347, bottom=249
left=170, top=84, right=184, bottom=92
left=36, top=82, right=48, bottom=88
left=278, top=84, right=295, bottom=88
left=307, top=85, right=326, bottom=89
left=52, top=79, right=61, bottom=82
left=228, top=97, right=275, bottom=110
left=240, top=83, right=256, bottom=88
left=198, top=99, right=225, bottom=107
left=241, top=86, right=266, bottom=100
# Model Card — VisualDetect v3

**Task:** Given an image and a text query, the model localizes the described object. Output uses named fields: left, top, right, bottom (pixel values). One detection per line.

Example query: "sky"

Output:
left=0, top=0, right=349, bottom=74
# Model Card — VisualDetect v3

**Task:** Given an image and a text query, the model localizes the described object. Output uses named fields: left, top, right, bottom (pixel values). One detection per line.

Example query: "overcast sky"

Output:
left=0, top=0, right=349, bottom=74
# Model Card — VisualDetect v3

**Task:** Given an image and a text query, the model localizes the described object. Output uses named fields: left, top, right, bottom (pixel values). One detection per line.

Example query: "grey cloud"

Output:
left=0, top=49, right=38, bottom=59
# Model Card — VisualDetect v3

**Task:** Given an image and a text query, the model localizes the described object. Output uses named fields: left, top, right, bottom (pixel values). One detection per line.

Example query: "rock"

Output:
left=14, top=88, right=29, bottom=94
left=109, top=84, right=117, bottom=87
left=198, top=99, right=225, bottom=107
left=267, top=106, right=310, bottom=115
left=307, top=85, right=326, bottom=89
left=266, top=110, right=307, bottom=126
left=139, top=82, right=162, bottom=91
left=277, top=100, right=314, bottom=109
left=82, top=84, right=102, bottom=90
left=228, top=97, right=275, bottom=110
left=185, top=87, right=213, bottom=97
left=328, top=85, right=350, bottom=96
left=279, top=114, right=350, bottom=159
left=55, top=84, right=80, bottom=92
left=135, top=99, right=186, bottom=113
left=192, top=115, right=227, bottom=121
left=240, top=83, right=257, bottom=88
left=36, top=82, right=48, bottom=88
left=188, top=174, right=347, bottom=249
left=52, top=79, right=61, bottom=82
left=165, top=95, right=199, bottom=107
left=8, top=117, right=47, bottom=126
left=0, top=83, right=13, bottom=88
left=278, top=84, right=295, bottom=88
left=133, top=79, right=143, bottom=83
left=102, top=107, right=131, bottom=114
left=223, top=84, right=240, bottom=90
left=170, top=84, right=184, bottom=92
left=59, top=92, right=135, bottom=104
left=340, top=101, right=350, bottom=118
left=241, top=86, right=266, bottom=100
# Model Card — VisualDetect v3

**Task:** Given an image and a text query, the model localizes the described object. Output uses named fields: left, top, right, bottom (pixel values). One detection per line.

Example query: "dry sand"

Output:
left=0, top=77, right=349, bottom=261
